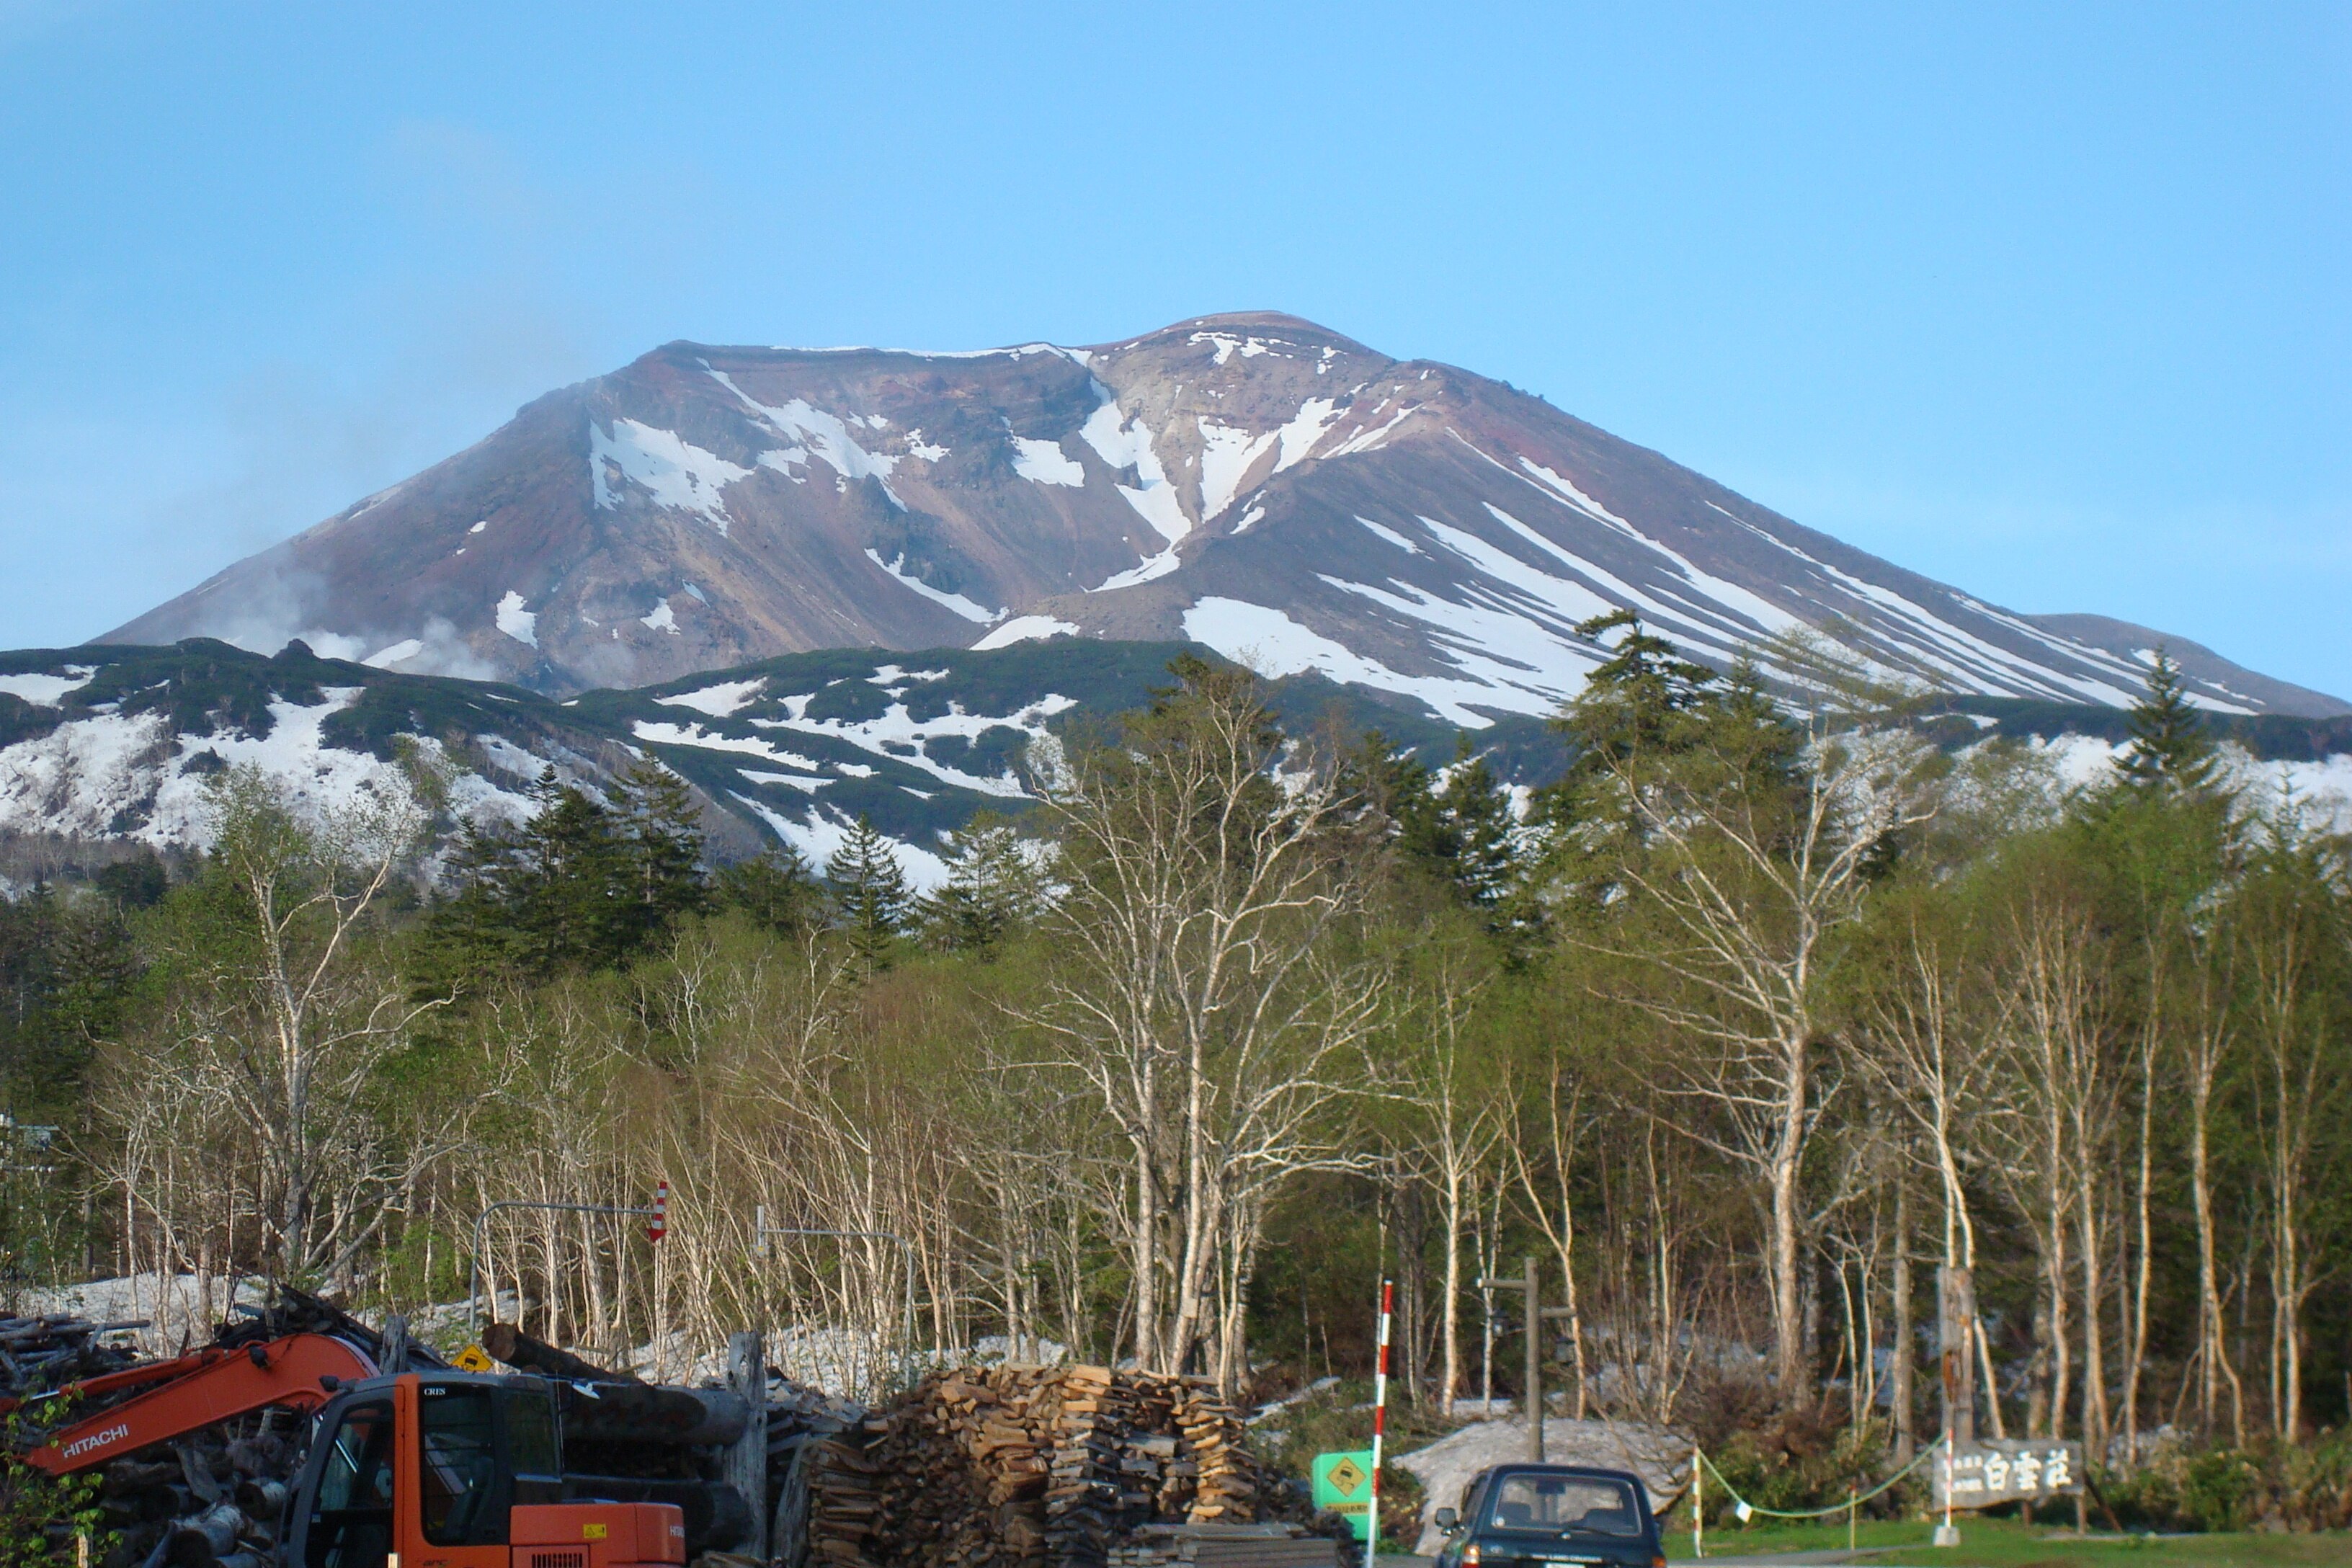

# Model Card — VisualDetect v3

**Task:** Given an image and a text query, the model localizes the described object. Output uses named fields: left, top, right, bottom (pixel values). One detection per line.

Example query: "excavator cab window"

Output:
left=502, top=1381, right=561, bottom=1492
left=416, top=1380, right=566, bottom=1546
left=419, top=1385, right=503, bottom=1544
left=305, top=1397, right=396, bottom=1568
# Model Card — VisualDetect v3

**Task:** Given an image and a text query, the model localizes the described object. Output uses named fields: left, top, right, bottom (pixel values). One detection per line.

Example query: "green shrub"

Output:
left=0, top=1401, right=109, bottom=1568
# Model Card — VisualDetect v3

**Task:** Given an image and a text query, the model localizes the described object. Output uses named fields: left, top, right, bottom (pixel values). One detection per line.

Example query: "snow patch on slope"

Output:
left=658, top=679, right=768, bottom=718
left=1197, top=419, right=1278, bottom=522
left=729, top=794, right=951, bottom=893
left=974, top=616, right=1079, bottom=649
left=496, top=592, right=538, bottom=647
left=632, top=720, right=821, bottom=770
left=707, top=369, right=905, bottom=507
left=1079, top=388, right=1189, bottom=546
left=0, top=669, right=94, bottom=707
left=1010, top=437, right=1085, bottom=486
left=1180, top=597, right=1595, bottom=729
left=864, top=550, right=1002, bottom=623
left=590, top=419, right=752, bottom=533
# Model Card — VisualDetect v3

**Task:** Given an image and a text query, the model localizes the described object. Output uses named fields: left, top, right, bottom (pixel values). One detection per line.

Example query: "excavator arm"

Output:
left=22, top=1332, right=375, bottom=1476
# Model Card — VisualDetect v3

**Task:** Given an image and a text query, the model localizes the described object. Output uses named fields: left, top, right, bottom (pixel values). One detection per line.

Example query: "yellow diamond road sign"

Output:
left=1312, top=1451, right=1377, bottom=1542
left=453, top=1345, right=494, bottom=1373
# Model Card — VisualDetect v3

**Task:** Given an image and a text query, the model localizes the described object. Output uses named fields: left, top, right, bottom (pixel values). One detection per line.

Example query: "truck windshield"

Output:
left=1486, top=1474, right=1643, bottom=1538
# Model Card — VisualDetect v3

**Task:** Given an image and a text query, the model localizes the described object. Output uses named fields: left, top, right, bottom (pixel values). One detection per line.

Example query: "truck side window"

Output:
left=419, top=1385, right=506, bottom=1545
left=306, top=1399, right=395, bottom=1568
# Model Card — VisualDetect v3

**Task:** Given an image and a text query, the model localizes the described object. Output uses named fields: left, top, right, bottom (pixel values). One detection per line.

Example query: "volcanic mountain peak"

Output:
left=104, top=314, right=2346, bottom=721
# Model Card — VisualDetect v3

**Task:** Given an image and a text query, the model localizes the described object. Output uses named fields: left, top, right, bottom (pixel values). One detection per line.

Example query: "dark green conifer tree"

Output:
left=2116, top=646, right=2222, bottom=796
left=920, top=816, right=1040, bottom=956
left=716, top=844, right=823, bottom=935
left=610, top=757, right=710, bottom=941
left=826, top=815, right=911, bottom=972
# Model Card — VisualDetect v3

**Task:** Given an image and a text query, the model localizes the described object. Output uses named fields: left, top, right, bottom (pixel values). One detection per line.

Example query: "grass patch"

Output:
left=1662, top=1513, right=2351, bottom=1566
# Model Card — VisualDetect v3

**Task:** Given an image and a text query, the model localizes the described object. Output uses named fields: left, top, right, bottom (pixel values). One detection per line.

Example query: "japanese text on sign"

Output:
left=1933, top=1440, right=2082, bottom=1509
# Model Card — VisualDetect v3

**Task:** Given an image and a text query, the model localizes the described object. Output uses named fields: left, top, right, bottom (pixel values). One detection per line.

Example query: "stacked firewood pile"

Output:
left=804, top=1366, right=1298, bottom=1568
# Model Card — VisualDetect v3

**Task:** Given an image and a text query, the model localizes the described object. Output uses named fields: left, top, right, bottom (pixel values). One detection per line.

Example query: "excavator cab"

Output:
left=285, top=1373, right=682, bottom=1568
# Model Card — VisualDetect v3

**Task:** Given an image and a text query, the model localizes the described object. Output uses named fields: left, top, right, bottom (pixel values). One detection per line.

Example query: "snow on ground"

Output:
left=730, top=793, right=951, bottom=891
left=143, top=689, right=401, bottom=845
left=2010, top=734, right=2352, bottom=831
left=863, top=550, right=1002, bottom=623
left=659, top=678, right=769, bottom=718
left=0, top=667, right=94, bottom=706
left=1087, top=547, right=1182, bottom=592
left=632, top=720, right=822, bottom=770
left=1181, top=597, right=1590, bottom=728
left=0, top=710, right=174, bottom=839
left=1010, top=436, right=1084, bottom=486
left=1188, top=330, right=1289, bottom=365
left=364, top=638, right=424, bottom=669
left=974, top=615, right=1078, bottom=649
left=1394, top=1417, right=1691, bottom=1551
left=21, top=1273, right=272, bottom=1359
left=1355, top=515, right=1421, bottom=554
left=641, top=600, right=679, bottom=633
left=1196, top=418, right=1278, bottom=522
left=1273, top=396, right=1343, bottom=470
left=496, top=591, right=538, bottom=646
left=589, top=418, right=752, bottom=534
left=740, top=769, right=828, bottom=792
left=742, top=692, right=1074, bottom=798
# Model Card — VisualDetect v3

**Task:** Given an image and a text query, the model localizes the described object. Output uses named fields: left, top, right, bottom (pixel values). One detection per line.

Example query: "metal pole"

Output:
left=469, top=1200, right=657, bottom=1340
left=1524, top=1255, right=1542, bottom=1463
left=1370, top=1280, right=1393, bottom=1551
left=1693, top=1443, right=1703, bottom=1559
left=757, top=1222, right=919, bottom=1392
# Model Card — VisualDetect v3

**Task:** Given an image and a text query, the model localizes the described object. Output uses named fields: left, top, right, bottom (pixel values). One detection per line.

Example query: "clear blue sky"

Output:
left=4, top=1, right=2345, bottom=698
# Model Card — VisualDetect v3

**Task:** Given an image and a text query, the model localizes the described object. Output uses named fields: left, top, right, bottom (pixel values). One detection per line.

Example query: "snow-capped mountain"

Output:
left=106, top=313, right=2343, bottom=721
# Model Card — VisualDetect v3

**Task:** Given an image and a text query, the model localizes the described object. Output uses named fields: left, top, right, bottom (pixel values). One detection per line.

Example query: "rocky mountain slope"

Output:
left=104, top=313, right=2348, bottom=722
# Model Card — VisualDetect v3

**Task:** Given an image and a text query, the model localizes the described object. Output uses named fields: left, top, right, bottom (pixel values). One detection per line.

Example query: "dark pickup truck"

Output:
left=1431, top=1464, right=1665, bottom=1568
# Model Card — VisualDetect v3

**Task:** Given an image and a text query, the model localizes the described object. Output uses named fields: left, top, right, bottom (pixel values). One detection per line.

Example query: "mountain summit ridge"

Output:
left=104, top=313, right=2347, bottom=720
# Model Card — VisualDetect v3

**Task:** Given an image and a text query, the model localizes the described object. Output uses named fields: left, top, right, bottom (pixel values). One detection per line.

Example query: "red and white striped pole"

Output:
left=1369, top=1279, right=1394, bottom=1554
left=646, top=1179, right=669, bottom=1243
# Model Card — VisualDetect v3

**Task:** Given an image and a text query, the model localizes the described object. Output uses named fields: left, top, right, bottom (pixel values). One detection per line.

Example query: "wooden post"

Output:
left=727, top=1330, right=770, bottom=1561
left=1938, top=1266, right=1976, bottom=1444
left=1936, top=1266, right=1973, bottom=1550
left=1523, top=1255, right=1543, bottom=1461
left=1476, top=1257, right=1546, bottom=1463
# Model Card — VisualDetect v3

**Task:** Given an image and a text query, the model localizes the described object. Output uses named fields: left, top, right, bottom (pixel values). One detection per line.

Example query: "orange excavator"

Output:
left=14, top=1300, right=688, bottom=1568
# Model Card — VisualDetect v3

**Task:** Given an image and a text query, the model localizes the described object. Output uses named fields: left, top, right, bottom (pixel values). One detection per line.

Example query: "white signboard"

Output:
left=1933, top=1440, right=2083, bottom=1509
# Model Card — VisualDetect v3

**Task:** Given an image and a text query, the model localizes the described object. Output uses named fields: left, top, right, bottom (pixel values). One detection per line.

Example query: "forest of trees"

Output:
left=1, top=628, right=2347, bottom=1505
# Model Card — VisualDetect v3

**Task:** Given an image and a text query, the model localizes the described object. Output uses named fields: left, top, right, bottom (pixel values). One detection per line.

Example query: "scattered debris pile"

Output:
left=0, top=1288, right=381, bottom=1568
left=0, top=1309, right=144, bottom=1392
left=1106, top=1524, right=1340, bottom=1568
left=807, top=1365, right=1311, bottom=1568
